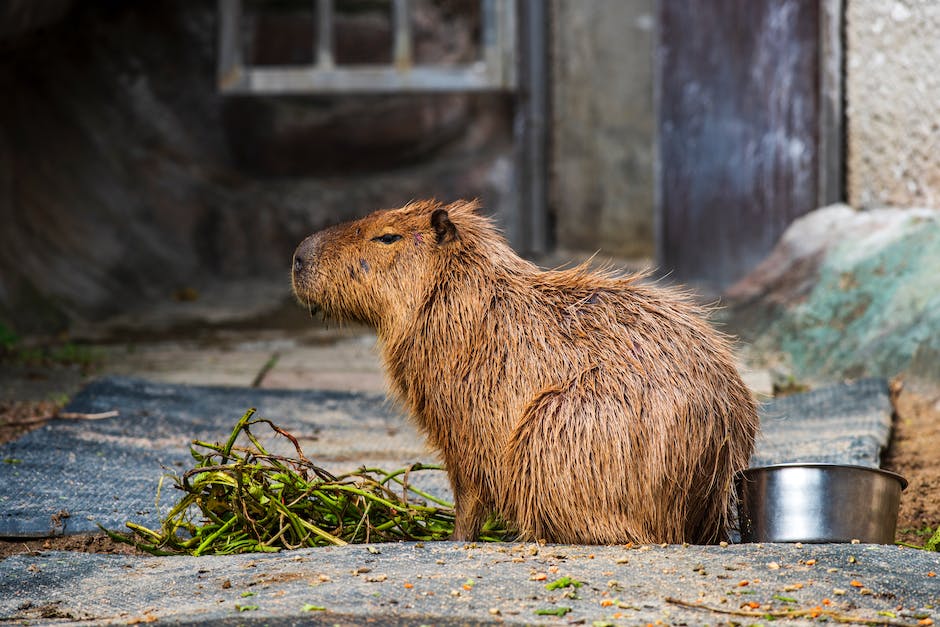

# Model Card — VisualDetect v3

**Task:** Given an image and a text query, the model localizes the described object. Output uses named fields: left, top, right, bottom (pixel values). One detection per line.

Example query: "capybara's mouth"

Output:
left=291, top=280, right=321, bottom=319
left=294, top=290, right=321, bottom=319
left=291, top=269, right=318, bottom=318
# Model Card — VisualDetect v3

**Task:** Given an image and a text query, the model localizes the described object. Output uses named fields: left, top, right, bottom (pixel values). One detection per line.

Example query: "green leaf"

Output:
left=545, top=575, right=583, bottom=590
left=534, top=606, right=572, bottom=616
left=925, top=526, right=940, bottom=551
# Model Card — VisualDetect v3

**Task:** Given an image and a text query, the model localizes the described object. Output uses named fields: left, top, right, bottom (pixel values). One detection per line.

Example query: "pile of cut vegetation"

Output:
left=109, top=409, right=507, bottom=555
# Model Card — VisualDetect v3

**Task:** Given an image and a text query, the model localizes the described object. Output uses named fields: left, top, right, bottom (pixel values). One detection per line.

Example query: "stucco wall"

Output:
left=549, top=0, right=655, bottom=259
left=846, top=1, right=940, bottom=209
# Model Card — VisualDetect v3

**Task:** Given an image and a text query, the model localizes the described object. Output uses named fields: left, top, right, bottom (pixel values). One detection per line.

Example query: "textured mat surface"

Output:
left=752, top=377, right=893, bottom=468
left=0, top=377, right=438, bottom=537
left=0, top=376, right=893, bottom=537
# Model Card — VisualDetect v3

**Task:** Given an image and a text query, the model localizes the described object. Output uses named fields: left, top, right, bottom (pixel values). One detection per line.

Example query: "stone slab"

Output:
left=1, top=543, right=937, bottom=625
left=97, top=345, right=276, bottom=388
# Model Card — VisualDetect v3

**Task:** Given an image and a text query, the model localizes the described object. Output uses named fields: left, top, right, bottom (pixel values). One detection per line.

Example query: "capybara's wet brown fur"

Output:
left=292, top=199, right=758, bottom=544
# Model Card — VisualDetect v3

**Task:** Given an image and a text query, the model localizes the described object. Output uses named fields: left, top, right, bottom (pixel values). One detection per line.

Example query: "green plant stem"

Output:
left=221, top=409, right=256, bottom=461
left=193, top=516, right=238, bottom=556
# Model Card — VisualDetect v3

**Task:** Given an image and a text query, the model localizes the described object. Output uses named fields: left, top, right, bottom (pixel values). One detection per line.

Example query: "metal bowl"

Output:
left=737, top=463, right=907, bottom=544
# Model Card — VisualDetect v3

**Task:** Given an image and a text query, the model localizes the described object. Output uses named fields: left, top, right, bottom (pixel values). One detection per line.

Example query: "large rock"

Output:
left=725, top=204, right=940, bottom=385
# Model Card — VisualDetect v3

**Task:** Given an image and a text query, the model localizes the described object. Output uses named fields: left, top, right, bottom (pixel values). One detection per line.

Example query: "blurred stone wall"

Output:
left=549, top=0, right=655, bottom=259
left=846, top=1, right=940, bottom=209
left=0, top=0, right=73, bottom=41
left=0, top=0, right=514, bottom=334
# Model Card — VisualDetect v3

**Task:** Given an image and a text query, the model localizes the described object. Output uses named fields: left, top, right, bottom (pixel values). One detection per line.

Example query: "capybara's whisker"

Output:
left=290, top=199, right=758, bottom=545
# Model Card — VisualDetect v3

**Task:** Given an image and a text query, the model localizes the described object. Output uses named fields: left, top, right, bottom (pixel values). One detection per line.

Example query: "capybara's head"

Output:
left=292, top=199, right=477, bottom=329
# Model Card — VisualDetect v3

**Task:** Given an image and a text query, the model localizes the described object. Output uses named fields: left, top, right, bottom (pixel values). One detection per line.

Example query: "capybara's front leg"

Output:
left=451, top=489, right=486, bottom=541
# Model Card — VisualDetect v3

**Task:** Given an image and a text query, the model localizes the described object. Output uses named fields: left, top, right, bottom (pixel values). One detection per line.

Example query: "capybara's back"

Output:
left=292, top=199, right=759, bottom=544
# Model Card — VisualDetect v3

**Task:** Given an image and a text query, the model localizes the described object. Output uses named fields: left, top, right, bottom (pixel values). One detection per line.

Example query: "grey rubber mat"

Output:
left=0, top=376, right=442, bottom=538
left=752, top=377, right=893, bottom=468
left=0, top=376, right=893, bottom=537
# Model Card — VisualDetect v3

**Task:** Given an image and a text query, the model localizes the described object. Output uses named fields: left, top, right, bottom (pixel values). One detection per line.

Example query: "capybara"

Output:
left=292, top=199, right=758, bottom=544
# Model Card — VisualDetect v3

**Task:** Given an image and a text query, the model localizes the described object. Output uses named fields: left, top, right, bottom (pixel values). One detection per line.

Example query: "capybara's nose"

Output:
left=292, top=236, right=317, bottom=276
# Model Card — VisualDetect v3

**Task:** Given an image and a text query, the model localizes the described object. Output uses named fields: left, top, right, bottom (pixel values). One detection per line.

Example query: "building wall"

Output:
left=549, top=0, right=655, bottom=259
left=0, top=1, right=514, bottom=334
left=846, top=1, right=940, bottom=208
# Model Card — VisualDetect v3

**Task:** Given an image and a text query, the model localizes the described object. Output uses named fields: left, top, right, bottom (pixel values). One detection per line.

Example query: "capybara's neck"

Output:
left=378, top=240, right=540, bottom=470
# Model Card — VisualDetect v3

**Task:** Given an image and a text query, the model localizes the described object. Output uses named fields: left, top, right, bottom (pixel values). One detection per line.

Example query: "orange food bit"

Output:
left=531, top=572, right=547, bottom=581
left=917, top=619, right=933, bottom=626
left=809, top=606, right=822, bottom=618
left=403, top=582, right=414, bottom=589
left=928, top=571, right=937, bottom=577
left=746, top=601, right=760, bottom=609
left=822, top=598, right=831, bottom=606
left=805, top=559, right=817, bottom=566
left=600, top=599, right=614, bottom=607
left=849, top=580, right=864, bottom=587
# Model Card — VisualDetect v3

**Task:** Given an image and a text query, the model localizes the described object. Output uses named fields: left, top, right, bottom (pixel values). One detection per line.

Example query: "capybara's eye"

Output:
left=372, top=233, right=403, bottom=245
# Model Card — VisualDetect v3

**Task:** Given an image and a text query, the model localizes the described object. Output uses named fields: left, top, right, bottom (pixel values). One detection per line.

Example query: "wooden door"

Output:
left=656, top=0, right=826, bottom=290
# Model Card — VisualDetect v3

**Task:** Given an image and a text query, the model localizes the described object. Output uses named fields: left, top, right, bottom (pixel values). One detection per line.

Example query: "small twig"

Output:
left=262, top=419, right=311, bottom=464
left=56, top=410, right=119, bottom=420
left=4, top=409, right=119, bottom=425
left=664, top=597, right=919, bottom=626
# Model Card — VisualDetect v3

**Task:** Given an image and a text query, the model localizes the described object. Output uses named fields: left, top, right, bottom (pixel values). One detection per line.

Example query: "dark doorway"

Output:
left=656, top=0, right=828, bottom=289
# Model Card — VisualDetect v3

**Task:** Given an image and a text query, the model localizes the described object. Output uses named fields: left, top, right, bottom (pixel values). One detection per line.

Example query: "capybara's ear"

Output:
left=431, top=209, right=458, bottom=245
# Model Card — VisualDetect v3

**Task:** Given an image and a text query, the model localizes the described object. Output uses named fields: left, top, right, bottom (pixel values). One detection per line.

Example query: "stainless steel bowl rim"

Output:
left=738, top=463, right=908, bottom=490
